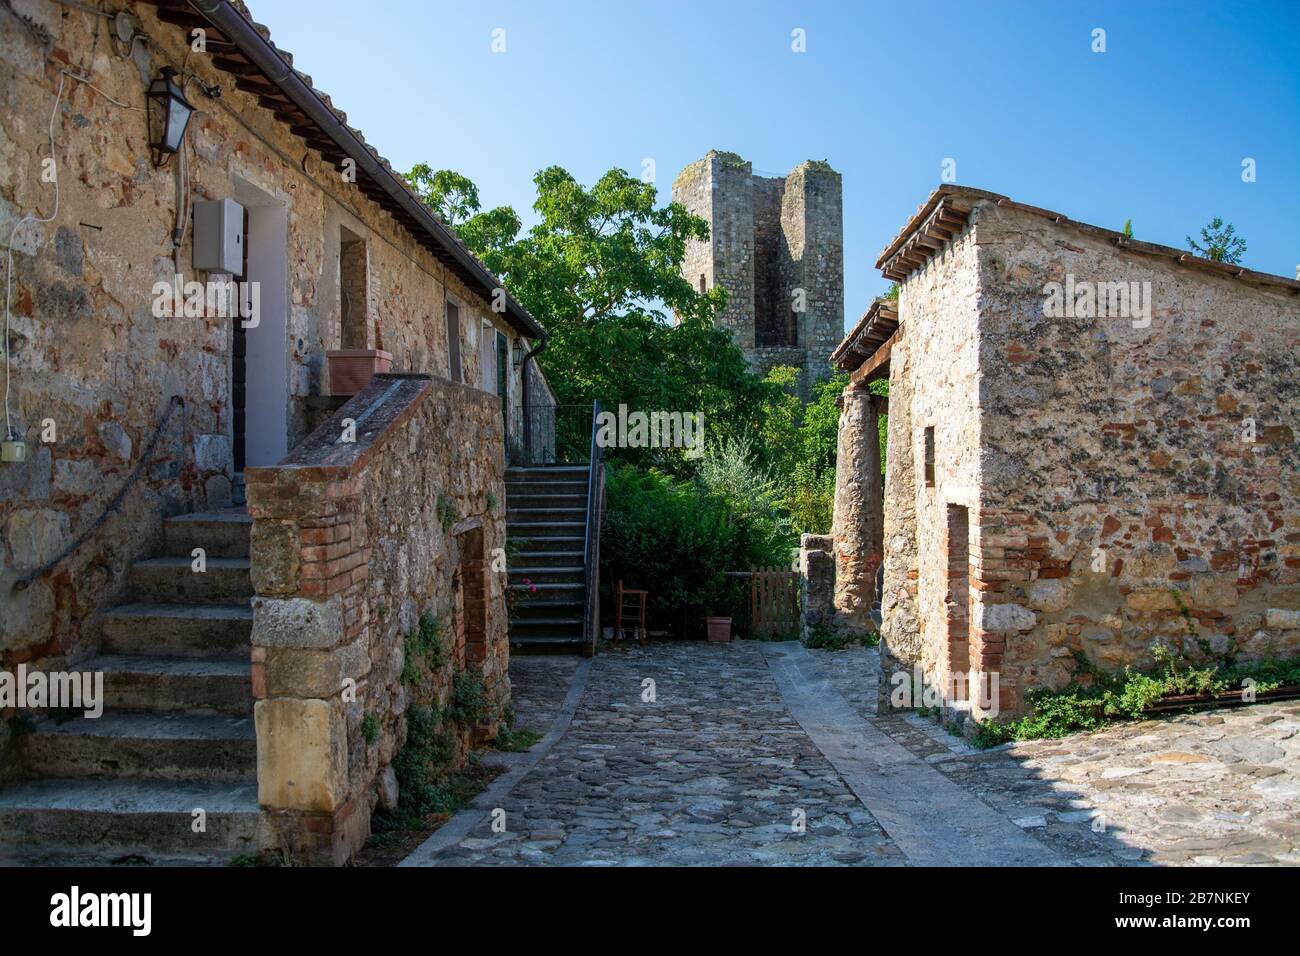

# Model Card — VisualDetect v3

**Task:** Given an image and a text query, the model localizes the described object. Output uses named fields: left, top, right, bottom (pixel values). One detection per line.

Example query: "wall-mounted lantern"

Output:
left=145, top=66, right=195, bottom=166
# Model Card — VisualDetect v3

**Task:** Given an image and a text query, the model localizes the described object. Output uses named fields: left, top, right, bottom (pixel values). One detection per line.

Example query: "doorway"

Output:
left=945, top=503, right=971, bottom=697
left=230, top=178, right=289, bottom=471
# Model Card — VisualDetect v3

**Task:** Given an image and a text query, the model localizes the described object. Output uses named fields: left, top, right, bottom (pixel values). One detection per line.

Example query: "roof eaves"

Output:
left=163, top=0, right=547, bottom=341
left=876, top=185, right=1300, bottom=295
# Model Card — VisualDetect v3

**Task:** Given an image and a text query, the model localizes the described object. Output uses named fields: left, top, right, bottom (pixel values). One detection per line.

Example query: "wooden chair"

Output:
left=614, top=579, right=648, bottom=645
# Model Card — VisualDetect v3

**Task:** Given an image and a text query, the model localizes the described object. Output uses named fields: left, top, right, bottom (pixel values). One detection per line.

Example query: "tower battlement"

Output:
left=673, top=151, right=844, bottom=399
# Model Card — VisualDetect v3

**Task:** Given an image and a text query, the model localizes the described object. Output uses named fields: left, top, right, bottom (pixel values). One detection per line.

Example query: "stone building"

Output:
left=0, top=0, right=554, bottom=863
left=831, top=185, right=1300, bottom=721
left=672, top=150, right=843, bottom=399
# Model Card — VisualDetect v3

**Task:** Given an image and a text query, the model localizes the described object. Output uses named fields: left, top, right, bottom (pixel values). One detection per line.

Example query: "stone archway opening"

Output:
left=454, top=524, right=488, bottom=670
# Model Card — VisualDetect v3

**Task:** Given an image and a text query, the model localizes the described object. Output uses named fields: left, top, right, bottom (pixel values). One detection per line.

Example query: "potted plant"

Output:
left=325, top=321, right=390, bottom=395
left=326, top=348, right=392, bottom=396
left=705, top=615, right=732, bottom=643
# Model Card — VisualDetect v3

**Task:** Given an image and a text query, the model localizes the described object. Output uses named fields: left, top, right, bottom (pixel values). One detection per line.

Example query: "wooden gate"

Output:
left=750, top=566, right=800, bottom=637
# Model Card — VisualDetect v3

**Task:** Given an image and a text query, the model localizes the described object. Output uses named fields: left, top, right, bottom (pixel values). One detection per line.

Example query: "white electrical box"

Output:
left=192, top=198, right=244, bottom=276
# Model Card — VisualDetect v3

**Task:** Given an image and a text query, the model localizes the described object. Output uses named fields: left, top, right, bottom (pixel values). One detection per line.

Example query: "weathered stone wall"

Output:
left=752, top=174, right=787, bottom=348
left=522, top=358, right=558, bottom=464
left=883, top=228, right=985, bottom=707
left=673, top=151, right=842, bottom=399
left=783, top=161, right=843, bottom=395
left=0, top=0, right=532, bottom=665
left=878, top=333, right=920, bottom=709
left=968, top=201, right=1300, bottom=713
left=881, top=198, right=1300, bottom=718
left=245, top=373, right=507, bottom=863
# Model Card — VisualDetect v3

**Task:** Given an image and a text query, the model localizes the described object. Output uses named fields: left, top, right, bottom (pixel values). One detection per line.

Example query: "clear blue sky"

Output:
left=251, top=0, right=1299, bottom=333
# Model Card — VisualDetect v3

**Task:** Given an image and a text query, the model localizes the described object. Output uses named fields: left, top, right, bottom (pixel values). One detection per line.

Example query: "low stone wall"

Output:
left=245, top=373, right=507, bottom=863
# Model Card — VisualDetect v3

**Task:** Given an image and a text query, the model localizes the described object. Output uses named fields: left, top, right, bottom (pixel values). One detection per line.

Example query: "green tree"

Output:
left=1186, top=217, right=1247, bottom=264
left=406, top=163, right=782, bottom=472
left=757, top=368, right=849, bottom=535
left=402, top=165, right=483, bottom=227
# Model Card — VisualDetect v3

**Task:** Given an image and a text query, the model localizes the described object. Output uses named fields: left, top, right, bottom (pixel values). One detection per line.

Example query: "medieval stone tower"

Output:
left=672, top=151, right=844, bottom=399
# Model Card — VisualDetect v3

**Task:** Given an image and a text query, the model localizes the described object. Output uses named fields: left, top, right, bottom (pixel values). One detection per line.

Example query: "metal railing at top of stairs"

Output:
left=581, top=400, right=606, bottom=656
left=515, top=403, right=594, bottom=466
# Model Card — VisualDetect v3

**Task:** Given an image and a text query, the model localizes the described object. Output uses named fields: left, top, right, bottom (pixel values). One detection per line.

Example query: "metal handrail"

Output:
left=12, top=394, right=185, bottom=592
left=581, top=399, right=605, bottom=656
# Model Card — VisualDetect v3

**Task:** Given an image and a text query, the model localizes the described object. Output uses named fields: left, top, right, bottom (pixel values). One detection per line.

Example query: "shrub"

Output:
left=401, top=612, right=446, bottom=685
left=385, top=705, right=457, bottom=825
left=601, top=463, right=790, bottom=632
left=448, top=671, right=490, bottom=727
left=803, top=625, right=880, bottom=651
left=971, top=650, right=1300, bottom=747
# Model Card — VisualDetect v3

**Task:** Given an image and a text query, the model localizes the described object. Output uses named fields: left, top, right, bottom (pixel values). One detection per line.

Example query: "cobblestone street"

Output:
left=408, top=642, right=1300, bottom=867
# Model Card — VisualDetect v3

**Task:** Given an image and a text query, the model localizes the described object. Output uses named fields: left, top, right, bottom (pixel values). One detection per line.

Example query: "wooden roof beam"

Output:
left=849, top=330, right=898, bottom=388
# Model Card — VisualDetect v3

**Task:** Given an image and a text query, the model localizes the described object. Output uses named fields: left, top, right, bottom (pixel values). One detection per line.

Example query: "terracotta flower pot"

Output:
left=327, top=349, right=392, bottom=397
left=705, top=616, right=732, bottom=643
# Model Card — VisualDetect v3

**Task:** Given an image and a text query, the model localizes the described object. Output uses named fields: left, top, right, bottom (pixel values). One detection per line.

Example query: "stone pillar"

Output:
left=246, top=467, right=373, bottom=865
left=831, top=385, right=882, bottom=636
left=798, top=533, right=835, bottom=641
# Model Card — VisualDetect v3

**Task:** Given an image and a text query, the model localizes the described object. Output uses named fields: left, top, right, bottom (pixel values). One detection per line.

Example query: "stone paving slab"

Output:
left=809, top=645, right=1300, bottom=866
left=416, top=642, right=905, bottom=866
left=400, top=658, right=591, bottom=866
left=406, top=641, right=1299, bottom=867
left=765, top=642, right=1061, bottom=866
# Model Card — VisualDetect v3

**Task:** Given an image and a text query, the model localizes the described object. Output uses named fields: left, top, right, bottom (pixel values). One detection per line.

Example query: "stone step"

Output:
left=0, top=777, right=264, bottom=864
left=91, top=655, right=252, bottom=716
left=508, top=616, right=584, bottom=638
left=507, top=493, right=586, bottom=510
left=508, top=566, right=585, bottom=584
left=505, top=465, right=590, bottom=479
left=506, top=507, right=587, bottom=523
left=129, top=556, right=253, bottom=605
left=512, top=582, right=585, bottom=598
left=506, top=483, right=589, bottom=499
left=164, top=508, right=252, bottom=559
left=20, top=711, right=256, bottom=782
left=101, top=603, right=253, bottom=659
left=510, top=536, right=585, bottom=554
left=512, top=595, right=585, bottom=617
left=508, top=634, right=587, bottom=654
left=507, top=520, right=586, bottom=538
left=512, top=550, right=587, bottom=568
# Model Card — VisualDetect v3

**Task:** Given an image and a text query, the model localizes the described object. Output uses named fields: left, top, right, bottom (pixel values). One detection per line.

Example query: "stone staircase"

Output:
left=505, top=465, right=591, bottom=654
left=0, top=508, right=264, bottom=865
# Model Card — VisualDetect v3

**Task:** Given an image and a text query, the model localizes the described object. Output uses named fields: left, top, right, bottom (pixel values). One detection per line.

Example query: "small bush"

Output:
left=401, top=612, right=446, bottom=685
left=383, top=705, right=457, bottom=827
left=803, top=624, right=881, bottom=651
left=436, top=494, right=458, bottom=532
left=492, top=727, right=543, bottom=752
left=448, top=671, right=490, bottom=727
left=971, top=649, right=1300, bottom=748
